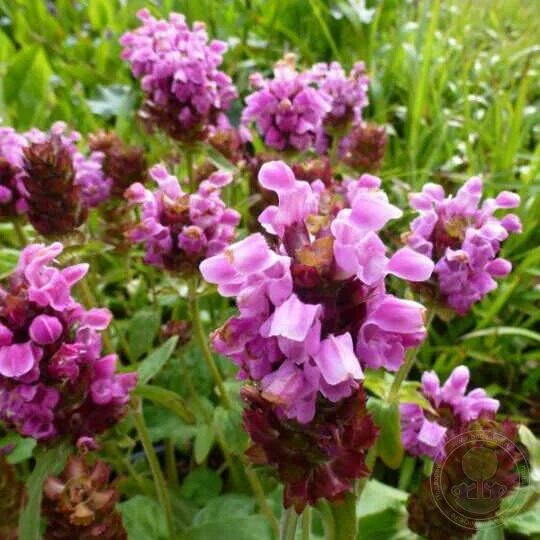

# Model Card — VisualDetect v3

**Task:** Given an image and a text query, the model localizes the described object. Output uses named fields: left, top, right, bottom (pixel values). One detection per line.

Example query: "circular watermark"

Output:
left=429, top=429, right=530, bottom=531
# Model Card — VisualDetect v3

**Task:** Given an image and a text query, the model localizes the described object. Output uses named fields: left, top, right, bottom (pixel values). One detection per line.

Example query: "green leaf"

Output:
left=518, top=425, right=540, bottom=481
left=137, top=336, right=177, bottom=387
left=179, top=515, right=272, bottom=540
left=194, top=423, right=215, bottom=464
left=142, top=404, right=196, bottom=445
left=4, top=46, right=53, bottom=128
left=192, top=494, right=255, bottom=525
left=472, top=522, right=505, bottom=540
left=135, top=383, right=195, bottom=424
left=213, top=406, right=248, bottom=455
left=129, top=308, right=162, bottom=360
left=19, top=443, right=70, bottom=540
left=357, top=480, right=409, bottom=518
left=119, top=495, right=168, bottom=540
left=461, top=326, right=540, bottom=343
left=180, top=467, right=223, bottom=506
left=87, top=84, right=134, bottom=118
left=0, top=433, right=36, bottom=465
left=87, top=0, right=115, bottom=31
left=367, top=398, right=404, bottom=469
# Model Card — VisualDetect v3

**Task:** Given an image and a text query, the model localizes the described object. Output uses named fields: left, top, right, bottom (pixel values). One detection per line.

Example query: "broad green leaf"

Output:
left=179, top=515, right=272, bottom=540
left=136, top=337, right=178, bottom=384
left=472, top=522, right=505, bottom=540
left=4, top=46, right=53, bottom=128
left=194, top=423, right=215, bottom=464
left=518, top=425, right=540, bottom=482
left=0, top=433, right=36, bottom=465
left=357, top=507, right=418, bottom=540
left=367, top=398, right=404, bottom=469
left=180, top=467, right=223, bottom=506
left=87, top=84, right=134, bottom=118
left=192, top=494, right=255, bottom=525
left=88, top=0, right=115, bottom=31
left=119, top=495, right=168, bottom=540
left=213, top=405, right=248, bottom=455
left=129, top=308, right=162, bottom=360
left=142, top=404, right=196, bottom=445
left=19, top=443, right=70, bottom=540
left=357, top=480, right=409, bottom=518
left=135, top=383, right=195, bottom=424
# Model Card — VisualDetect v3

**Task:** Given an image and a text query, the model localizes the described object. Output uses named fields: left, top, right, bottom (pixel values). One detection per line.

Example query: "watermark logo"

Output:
left=430, top=429, right=529, bottom=531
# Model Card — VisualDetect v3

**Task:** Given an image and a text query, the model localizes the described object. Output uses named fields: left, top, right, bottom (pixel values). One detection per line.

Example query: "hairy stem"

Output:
left=188, top=280, right=231, bottom=409
left=280, top=507, right=298, bottom=540
left=132, top=397, right=176, bottom=539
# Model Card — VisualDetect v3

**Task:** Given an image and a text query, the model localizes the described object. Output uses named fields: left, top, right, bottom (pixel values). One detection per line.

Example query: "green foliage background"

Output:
left=0, top=1, right=538, bottom=538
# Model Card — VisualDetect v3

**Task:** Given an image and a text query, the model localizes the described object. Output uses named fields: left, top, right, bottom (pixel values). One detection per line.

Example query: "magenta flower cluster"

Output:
left=0, top=127, right=28, bottom=217
left=1, top=122, right=111, bottom=211
left=0, top=243, right=137, bottom=442
left=400, top=366, right=499, bottom=461
left=120, top=9, right=237, bottom=139
left=242, top=58, right=369, bottom=154
left=125, top=165, right=240, bottom=271
left=406, top=177, right=521, bottom=314
left=201, top=161, right=434, bottom=423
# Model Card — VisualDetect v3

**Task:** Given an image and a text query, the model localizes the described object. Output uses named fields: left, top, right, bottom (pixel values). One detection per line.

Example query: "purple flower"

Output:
left=125, top=164, right=240, bottom=272
left=241, top=55, right=331, bottom=152
left=74, top=151, right=112, bottom=208
left=202, top=161, right=433, bottom=422
left=405, top=177, right=521, bottom=314
left=120, top=9, right=237, bottom=142
left=0, top=127, right=28, bottom=218
left=400, top=366, right=499, bottom=461
left=0, top=242, right=137, bottom=442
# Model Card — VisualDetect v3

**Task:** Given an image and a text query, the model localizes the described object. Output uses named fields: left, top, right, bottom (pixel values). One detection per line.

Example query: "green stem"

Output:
left=280, top=507, right=298, bottom=540
left=132, top=398, right=176, bottom=539
left=243, top=462, right=280, bottom=537
left=185, top=147, right=195, bottom=193
left=318, top=501, right=336, bottom=540
left=164, top=439, right=178, bottom=487
left=12, top=218, right=28, bottom=247
left=188, top=281, right=231, bottom=409
left=301, top=506, right=311, bottom=540
left=330, top=492, right=357, bottom=540
left=388, top=310, right=433, bottom=402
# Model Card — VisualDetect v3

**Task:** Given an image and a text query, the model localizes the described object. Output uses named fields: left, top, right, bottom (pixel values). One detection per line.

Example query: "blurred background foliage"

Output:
left=0, top=0, right=538, bottom=537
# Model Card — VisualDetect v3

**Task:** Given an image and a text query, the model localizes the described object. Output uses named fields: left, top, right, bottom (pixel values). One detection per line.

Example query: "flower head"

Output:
left=120, top=9, right=237, bottom=142
left=338, top=122, right=387, bottom=172
left=202, top=161, right=434, bottom=423
left=400, top=366, right=499, bottom=461
left=0, top=243, right=137, bottom=442
left=126, top=164, right=240, bottom=273
left=0, top=127, right=28, bottom=218
left=241, top=55, right=331, bottom=152
left=43, top=455, right=127, bottom=539
left=405, top=177, right=521, bottom=314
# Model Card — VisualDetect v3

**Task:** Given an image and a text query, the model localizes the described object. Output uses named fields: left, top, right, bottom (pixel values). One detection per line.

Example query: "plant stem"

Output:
left=164, top=439, right=178, bottom=487
left=132, top=397, right=176, bottom=539
left=318, top=501, right=336, bottom=540
left=185, top=147, right=195, bottom=193
left=301, top=506, right=311, bottom=540
left=243, top=460, right=280, bottom=537
left=330, top=492, right=357, bottom=540
left=12, top=218, right=28, bottom=247
left=188, top=280, right=231, bottom=409
left=280, top=507, right=298, bottom=540
left=388, top=310, right=433, bottom=402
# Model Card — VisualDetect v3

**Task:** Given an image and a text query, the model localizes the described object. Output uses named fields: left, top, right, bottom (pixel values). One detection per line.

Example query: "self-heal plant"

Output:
left=201, top=161, right=434, bottom=509
left=405, top=177, right=521, bottom=315
left=0, top=242, right=136, bottom=443
left=125, top=164, right=240, bottom=274
left=120, top=9, right=238, bottom=142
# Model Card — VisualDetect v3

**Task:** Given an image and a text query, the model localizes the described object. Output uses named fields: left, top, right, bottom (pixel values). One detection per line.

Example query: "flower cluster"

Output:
left=338, top=122, right=388, bottom=172
left=0, top=127, right=27, bottom=218
left=125, top=165, right=240, bottom=273
left=241, top=55, right=331, bottom=152
left=405, top=177, right=521, bottom=315
left=0, top=243, right=137, bottom=442
left=407, top=416, right=522, bottom=540
left=242, top=385, right=377, bottom=512
left=201, top=161, right=434, bottom=423
left=400, top=366, right=499, bottom=461
left=43, top=455, right=127, bottom=540
left=120, top=9, right=237, bottom=142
